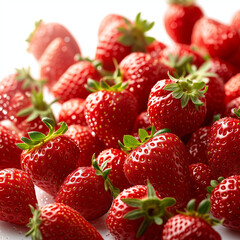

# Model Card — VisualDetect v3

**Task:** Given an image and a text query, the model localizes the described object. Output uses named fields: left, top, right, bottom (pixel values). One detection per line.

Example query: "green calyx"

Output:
left=17, top=89, right=57, bottom=122
left=123, top=180, right=176, bottom=238
left=92, top=154, right=120, bottom=198
left=16, top=118, right=68, bottom=151
left=167, top=0, right=195, bottom=6
left=25, top=205, right=43, bottom=240
left=26, top=20, right=42, bottom=43
left=179, top=199, right=223, bottom=226
left=118, top=13, right=155, bottom=52
left=119, top=125, right=170, bottom=154
left=206, top=176, right=225, bottom=195
left=234, top=108, right=240, bottom=118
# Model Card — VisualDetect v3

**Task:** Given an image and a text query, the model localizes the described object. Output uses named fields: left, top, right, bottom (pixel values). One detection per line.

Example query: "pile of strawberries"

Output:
left=1, top=0, right=240, bottom=239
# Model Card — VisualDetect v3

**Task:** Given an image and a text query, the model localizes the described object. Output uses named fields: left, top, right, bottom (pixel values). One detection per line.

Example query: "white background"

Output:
left=0, top=0, right=240, bottom=239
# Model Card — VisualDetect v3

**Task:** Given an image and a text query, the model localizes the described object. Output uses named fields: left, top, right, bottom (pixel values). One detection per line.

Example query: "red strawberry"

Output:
left=225, top=73, right=240, bottom=104
left=65, top=124, right=104, bottom=167
left=192, top=17, right=240, bottom=59
left=95, top=13, right=155, bottom=71
left=106, top=181, right=176, bottom=240
left=162, top=199, right=221, bottom=240
left=186, top=126, right=211, bottom=165
left=0, top=168, right=37, bottom=225
left=164, top=0, right=204, bottom=45
left=27, top=20, right=81, bottom=60
left=26, top=203, right=103, bottom=240
left=146, top=40, right=166, bottom=58
left=39, top=37, right=76, bottom=88
left=207, top=117, right=240, bottom=178
left=121, top=128, right=191, bottom=209
left=132, top=111, right=151, bottom=133
left=52, top=59, right=101, bottom=103
left=58, top=98, right=87, bottom=126
left=85, top=80, right=138, bottom=148
left=17, top=118, right=80, bottom=196
left=0, top=125, right=22, bottom=170
left=231, top=10, right=240, bottom=31
left=225, top=96, right=240, bottom=118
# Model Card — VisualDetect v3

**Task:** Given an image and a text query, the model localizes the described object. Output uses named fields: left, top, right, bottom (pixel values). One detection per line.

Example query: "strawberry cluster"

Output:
left=0, top=0, right=240, bottom=239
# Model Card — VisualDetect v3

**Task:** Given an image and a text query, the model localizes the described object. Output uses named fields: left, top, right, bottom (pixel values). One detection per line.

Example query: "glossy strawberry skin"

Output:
left=39, top=38, right=76, bottom=88
left=146, top=40, right=166, bottom=58
left=132, top=111, right=151, bottom=134
left=55, top=167, right=112, bottom=221
left=147, top=79, right=206, bottom=137
left=164, top=4, right=204, bottom=45
left=162, top=214, right=221, bottom=240
left=28, top=21, right=81, bottom=60
left=225, top=73, right=240, bottom=104
left=124, top=133, right=191, bottom=209
left=85, top=90, right=138, bottom=148
left=106, top=185, right=164, bottom=240
left=38, top=203, right=103, bottom=240
left=225, top=96, right=240, bottom=118
left=21, top=135, right=80, bottom=196
left=207, top=117, right=240, bottom=178
left=0, top=168, right=37, bottom=225
left=210, top=175, right=240, bottom=231
left=65, top=125, right=104, bottom=167
left=96, top=148, right=131, bottom=191
left=52, top=61, right=101, bottom=103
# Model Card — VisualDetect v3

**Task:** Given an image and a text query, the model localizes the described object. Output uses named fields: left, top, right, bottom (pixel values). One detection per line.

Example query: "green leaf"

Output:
left=206, top=186, right=214, bottom=193
left=145, top=36, right=155, bottom=44
left=159, top=197, right=176, bottom=208
left=123, top=135, right=140, bottom=148
left=154, top=217, right=163, bottom=225
left=55, top=122, right=68, bottom=135
left=21, top=137, right=34, bottom=145
left=92, top=159, right=101, bottom=171
left=181, top=94, right=190, bottom=108
left=150, top=124, right=155, bottom=137
left=138, top=129, right=149, bottom=142
left=118, top=34, right=134, bottom=46
left=153, top=128, right=171, bottom=137
left=147, top=180, right=156, bottom=198
left=136, top=217, right=152, bottom=238
left=42, top=118, right=55, bottom=134
left=164, top=83, right=178, bottom=91
left=17, top=106, right=34, bottom=117
left=121, top=198, right=142, bottom=208
left=100, top=160, right=108, bottom=171
left=16, top=143, right=30, bottom=150
left=172, top=89, right=184, bottom=99
left=186, top=199, right=196, bottom=212
left=197, top=199, right=211, bottom=214
left=210, top=180, right=219, bottom=188
left=124, top=209, right=144, bottom=220
left=190, top=96, right=203, bottom=107
left=102, top=168, right=111, bottom=180
left=26, top=111, right=40, bottom=122
left=28, top=131, right=45, bottom=141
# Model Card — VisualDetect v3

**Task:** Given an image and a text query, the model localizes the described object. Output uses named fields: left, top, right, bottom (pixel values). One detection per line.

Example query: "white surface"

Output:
left=0, top=0, right=240, bottom=239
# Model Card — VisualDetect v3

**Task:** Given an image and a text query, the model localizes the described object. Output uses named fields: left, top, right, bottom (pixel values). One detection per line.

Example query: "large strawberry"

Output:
left=164, top=0, right=204, bottom=45
left=27, top=20, right=81, bottom=60
left=26, top=203, right=103, bottom=240
left=0, top=168, right=37, bottom=225
left=85, top=80, right=138, bottom=148
left=17, top=118, right=80, bottom=196
left=106, top=181, right=176, bottom=240
left=225, top=73, right=240, bottom=104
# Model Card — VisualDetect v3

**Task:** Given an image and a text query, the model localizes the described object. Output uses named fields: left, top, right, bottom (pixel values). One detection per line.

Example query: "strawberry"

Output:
left=0, top=168, right=37, bottom=225
left=208, top=175, right=240, bottom=231
left=146, top=40, right=166, bottom=58
left=27, top=20, right=81, bottom=60
left=164, top=0, right=204, bottom=45
left=225, top=73, right=240, bottom=104
left=84, top=80, right=138, bottom=148
left=39, top=37, right=76, bottom=88
left=26, top=203, right=103, bottom=240
left=106, top=181, right=176, bottom=239
left=95, top=13, right=155, bottom=71
left=52, top=59, right=102, bottom=103
left=65, top=124, right=104, bottom=167
left=192, top=17, right=240, bottom=59
left=207, top=117, right=240, bottom=178
left=162, top=199, right=221, bottom=240
left=0, top=125, right=22, bottom=170
left=58, top=98, right=87, bottom=126
left=17, top=118, right=80, bottom=196
left=225, top=96, right=240, bottom=118
left=132, top=111, right=151, bottom=133
left=231, top=10, right=240, bottom=31
left=121, top=127, right=191, bottom=209
left=186, top=126, right=211, bottom=165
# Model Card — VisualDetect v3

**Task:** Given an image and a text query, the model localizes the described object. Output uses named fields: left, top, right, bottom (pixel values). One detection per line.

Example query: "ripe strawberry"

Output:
left=95, top=13, right=155, bottom=71
left=85, top=80, right=138, bottom=148
left=146, top=40, right=166, bottom=58
left=207, top=117, right=240, bottom=178
left=121, top=127, right=191, bottom=209
left=0, top=125, right=22, bottom=170
left=225, top=73, right=240, bottom=104
left=186, top=126, right=211, bottom=165
left=26, top=203, right=103, bottom=240
left=132, top=111, right=151, bottom=134
left=52, top=59, right=102, bottom=103
left=106, top=181, right=176, bottom=240
left=39, top=37, right=76, bottom=88
left=65, top=124, right=104, bottom=167
left=231, top=10, right=240, bottom=31
left=162, top=199, right=221, bottom=240
left=164, top=0, right=204, bottom=45
left=58, top=98, right=87, bottom=126
left=0, top=168, right=37, bottom=225
left=192, top=17, right=240, bottom=59
left=208, top=175, right=240, bottom=231
left=27, top=20, right=81, bottom=60
left=17, top=118, right=80, bottom=196
left=225, top=96, right=240, bottom=118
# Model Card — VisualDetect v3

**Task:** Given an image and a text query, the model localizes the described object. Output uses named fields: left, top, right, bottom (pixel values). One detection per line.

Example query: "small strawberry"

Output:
left=26, top=203, right=103, bottom=240
left=85, top=80, right=138, bottom=148
left=162, top=199, right=221, bottom=240
left=225, top=97, right=240, bottom=118
left=0, top=168, right=37, bottom=225
left=17, top=118, right=80, bottom=196
left=132, top=111, right=151, bottom=134
left=164, top=0, right=204, bottom=45
left=27, top=20, right=81, bottom=60
left=106, top=181, right=176, bottom=240
left=225, top=73, right=240, bottom=104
